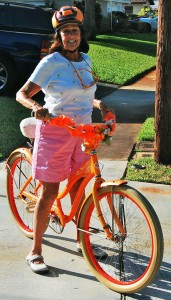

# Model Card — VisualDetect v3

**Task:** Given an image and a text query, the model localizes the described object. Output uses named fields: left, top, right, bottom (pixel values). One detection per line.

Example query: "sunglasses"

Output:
left=68, top=57, right=99, bottom=90
left=74, top=67, right=99, bottom=89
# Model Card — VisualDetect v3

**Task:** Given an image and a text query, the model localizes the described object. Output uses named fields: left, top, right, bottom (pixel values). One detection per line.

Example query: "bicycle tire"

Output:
left=78, top=184, right=164, bottom=294
left=6, top=148, right=41, bottom=238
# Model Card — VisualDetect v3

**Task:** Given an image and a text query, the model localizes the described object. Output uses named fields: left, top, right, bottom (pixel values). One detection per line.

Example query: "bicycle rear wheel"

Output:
left=78, top=184, right=163, bottom=294
left=6, top=148, right=41, bottom=238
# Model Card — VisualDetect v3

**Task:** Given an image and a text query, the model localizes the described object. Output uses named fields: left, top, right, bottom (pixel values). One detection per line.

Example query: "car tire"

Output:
left=0, top=56, right=16, bottom=95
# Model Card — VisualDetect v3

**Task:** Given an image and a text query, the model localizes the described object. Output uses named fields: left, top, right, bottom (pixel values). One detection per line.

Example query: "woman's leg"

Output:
left=28, top=181, right=59, bottom=260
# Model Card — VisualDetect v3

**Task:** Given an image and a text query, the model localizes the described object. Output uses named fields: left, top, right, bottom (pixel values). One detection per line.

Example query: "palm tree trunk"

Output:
left=154, top=0, right=171, bottom=164
left=84, top=0, right=97, bottom=40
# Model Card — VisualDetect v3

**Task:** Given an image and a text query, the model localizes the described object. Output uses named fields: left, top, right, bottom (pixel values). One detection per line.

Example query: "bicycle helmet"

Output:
left=52, top=6, right=84, bottom=31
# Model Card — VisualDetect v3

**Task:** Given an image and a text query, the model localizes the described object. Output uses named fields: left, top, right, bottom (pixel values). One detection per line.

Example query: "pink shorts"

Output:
left=32, top=120, right=89, bottom=182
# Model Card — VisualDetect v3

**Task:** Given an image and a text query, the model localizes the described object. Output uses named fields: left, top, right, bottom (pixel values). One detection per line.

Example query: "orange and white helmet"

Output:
left=52, top=6, right=84, bottom=30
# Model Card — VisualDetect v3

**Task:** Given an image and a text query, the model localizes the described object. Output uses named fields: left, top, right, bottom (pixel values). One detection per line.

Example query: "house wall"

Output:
left=133, top=4, right=145, bottom=14
left=98, top=1, right=107, bottom=17
left=98, top=0, right=131, bottom=17
left=132, top=1, right=153, bottom=14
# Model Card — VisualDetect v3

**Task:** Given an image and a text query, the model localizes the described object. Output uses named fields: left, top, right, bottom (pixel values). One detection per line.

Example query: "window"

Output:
left=124, top=6, right=133, bottom=15
left=4, top=4, right=54, bottom=32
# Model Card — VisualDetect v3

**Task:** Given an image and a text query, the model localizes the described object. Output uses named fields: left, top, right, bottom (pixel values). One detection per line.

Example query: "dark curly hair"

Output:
left=49, top=26, right=89, bottom=54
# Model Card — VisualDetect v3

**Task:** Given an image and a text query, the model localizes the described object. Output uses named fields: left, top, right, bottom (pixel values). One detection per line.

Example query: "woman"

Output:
left=16, top=6, right=110, bottom=274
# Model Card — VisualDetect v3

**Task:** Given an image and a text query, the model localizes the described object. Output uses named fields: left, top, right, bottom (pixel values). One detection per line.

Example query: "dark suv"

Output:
left=0, top=2, right=54, bottom=33
left=0, top=2, right=54, bottom=94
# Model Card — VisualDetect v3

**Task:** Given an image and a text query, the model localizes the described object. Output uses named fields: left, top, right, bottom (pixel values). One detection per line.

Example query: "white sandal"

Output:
left=26, top=254, right=49, bottom=274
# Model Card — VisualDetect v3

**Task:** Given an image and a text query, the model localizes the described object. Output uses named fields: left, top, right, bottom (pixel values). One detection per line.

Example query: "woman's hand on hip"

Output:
left=35, top=108, right=50, bottom=122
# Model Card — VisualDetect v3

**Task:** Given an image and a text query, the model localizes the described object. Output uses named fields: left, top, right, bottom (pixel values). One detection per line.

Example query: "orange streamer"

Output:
left=49, top=114, right=116, bottom=152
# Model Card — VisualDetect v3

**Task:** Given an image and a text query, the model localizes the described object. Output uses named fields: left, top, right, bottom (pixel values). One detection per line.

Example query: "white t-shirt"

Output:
left=29, top=52, right=96, bottom=124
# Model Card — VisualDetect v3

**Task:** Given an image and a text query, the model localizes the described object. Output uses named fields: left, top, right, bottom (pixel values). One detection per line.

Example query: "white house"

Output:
left=6, top=0, right=157, bottom=15
left=85, top=1, right=156, bottom=17
left=96, top=1, right=131, bottom=17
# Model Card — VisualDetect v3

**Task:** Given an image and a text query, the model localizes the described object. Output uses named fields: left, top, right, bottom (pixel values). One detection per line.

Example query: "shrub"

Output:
left=99, top=16, right=111, bottom=34
left=127, top=21, right=151, bottom=33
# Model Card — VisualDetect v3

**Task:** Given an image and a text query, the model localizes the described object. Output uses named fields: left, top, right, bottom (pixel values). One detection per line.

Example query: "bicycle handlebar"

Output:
left=49, top=112, right=116, bottom=152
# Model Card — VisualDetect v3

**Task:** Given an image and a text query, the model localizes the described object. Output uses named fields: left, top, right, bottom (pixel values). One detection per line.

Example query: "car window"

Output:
left=5, top=5, right=54, bottom=32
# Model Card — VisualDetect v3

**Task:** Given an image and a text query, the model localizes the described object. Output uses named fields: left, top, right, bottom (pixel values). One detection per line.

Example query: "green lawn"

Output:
left=0, top=33, right=157, bottom=161
left=137, top=117, right=155, bottom=142
left=0, top=97, right=30, bottom=159
left=0, top=93, right=44, bottom=160
left=125, top=157, right=171, bottom=185
left=89, top=33, right=157, bottom=84
left=124, top=117, right=171, bottom=184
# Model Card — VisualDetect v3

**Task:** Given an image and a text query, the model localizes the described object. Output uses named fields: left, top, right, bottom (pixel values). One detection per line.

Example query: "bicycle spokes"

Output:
left=7, top=153, right=40, bottom=234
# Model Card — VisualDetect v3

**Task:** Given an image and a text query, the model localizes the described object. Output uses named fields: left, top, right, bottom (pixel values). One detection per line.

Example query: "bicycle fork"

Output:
left=90, top=151, right=127, bottom=240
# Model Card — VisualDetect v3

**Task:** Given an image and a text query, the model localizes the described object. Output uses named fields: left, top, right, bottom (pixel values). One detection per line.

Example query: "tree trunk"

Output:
left=84, top=0, right=97, bottom=40
left=154, top=0, right=171, bottom=164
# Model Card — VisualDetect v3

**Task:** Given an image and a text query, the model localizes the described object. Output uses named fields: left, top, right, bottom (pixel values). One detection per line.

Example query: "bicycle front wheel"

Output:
left=6, top=148, right=41, bottom=238
left=78, top=184, right=163, bottom=294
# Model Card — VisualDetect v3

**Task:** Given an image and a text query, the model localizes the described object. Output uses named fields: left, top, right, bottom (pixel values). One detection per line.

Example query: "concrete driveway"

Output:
left=0, top=159, right=171, bottom=300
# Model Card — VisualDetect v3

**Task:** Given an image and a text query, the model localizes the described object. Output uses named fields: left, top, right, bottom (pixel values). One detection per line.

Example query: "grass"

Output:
left=125, top=157, right=171, bottom=185
left=0, top=96, right=30, bottom=159
left=137, top=117, right=155, bottom=142
left=0, top=93, right=44, bottom=160
left=0, top=33, right=157, bottom=162
left=124, top=117, right=171, bottom=184
left=89, top=33, right=157, bottom=85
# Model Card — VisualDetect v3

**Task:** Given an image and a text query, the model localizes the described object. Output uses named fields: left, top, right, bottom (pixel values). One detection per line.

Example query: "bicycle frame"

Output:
left=6, top=146, right=127, bottom=239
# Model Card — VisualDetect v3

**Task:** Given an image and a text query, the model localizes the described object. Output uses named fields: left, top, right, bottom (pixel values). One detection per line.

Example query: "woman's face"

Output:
left=60, top=23, right=81, bottom=52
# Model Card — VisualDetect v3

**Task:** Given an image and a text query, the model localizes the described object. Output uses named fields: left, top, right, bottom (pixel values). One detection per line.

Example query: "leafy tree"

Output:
left=138, top=7, right=158, bottom=17
left=111, top=11, right=128, bottom=32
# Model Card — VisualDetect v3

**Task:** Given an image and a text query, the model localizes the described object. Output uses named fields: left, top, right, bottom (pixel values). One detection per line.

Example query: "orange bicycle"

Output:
left=6, top=114, right=163, bottom=294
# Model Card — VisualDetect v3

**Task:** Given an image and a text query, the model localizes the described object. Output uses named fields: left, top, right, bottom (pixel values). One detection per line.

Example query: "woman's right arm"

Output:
left=16, top=81, right=49, bottom=120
